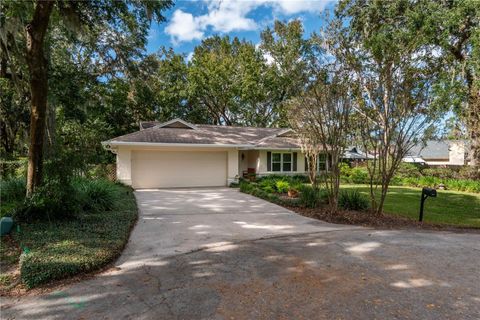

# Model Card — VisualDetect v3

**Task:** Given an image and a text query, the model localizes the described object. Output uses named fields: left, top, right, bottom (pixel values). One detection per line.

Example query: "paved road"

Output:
left=1, top=188, right=479, bottom=319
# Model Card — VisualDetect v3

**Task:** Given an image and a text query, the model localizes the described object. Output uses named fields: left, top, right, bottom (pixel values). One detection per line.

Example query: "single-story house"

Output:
left=102, top=119, right=328, bottom=189
left=405, top=140, right=468, bottom=166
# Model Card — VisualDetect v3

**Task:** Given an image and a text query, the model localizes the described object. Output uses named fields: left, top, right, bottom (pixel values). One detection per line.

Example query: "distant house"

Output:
left=405, top=140, right=468, bottom=166
left=342, top=147, right=374, bottom=167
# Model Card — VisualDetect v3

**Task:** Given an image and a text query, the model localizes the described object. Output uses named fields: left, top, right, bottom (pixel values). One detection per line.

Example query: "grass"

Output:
left=0, top=182, right=137, bottom=289
left=340, top=184, right=480, bottom=228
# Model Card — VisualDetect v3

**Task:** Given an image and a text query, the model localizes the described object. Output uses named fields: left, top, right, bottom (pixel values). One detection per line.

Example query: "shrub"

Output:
left=73, top=178, right=121, bottom=212
left=17, top=183, right=137, bottom=288
left=299, top=185, right=323, bottom=208
left=396, top=163, right=422, bottom=179
left=290, top=174, right=310, bottom=183
left=339, top=190, right=370, bottom=211
left=339, top=162, right=352, bottom=177
left=1, top=158, right=27, bottom=180
left=350, top=167, right=369, bottom=184
left=275, top=180, right=290, bottom=193
left=262, top=185, right=275, bottom=193
left=421, top=168, right=454, bottom=179
left=458, top=166, right=480, bottom=180
left=11, top=148, right=83, bottom=222
left=12, top=180, right=82, bottom=222
left=0, top=177, right=25, bottom=203
left=259, top=178, right=276, bottom=192
left=239, top=180, right=255, bottom=193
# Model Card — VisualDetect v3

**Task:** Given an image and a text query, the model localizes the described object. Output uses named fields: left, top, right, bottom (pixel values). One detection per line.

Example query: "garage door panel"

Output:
left=131, top=151, right=227, bottom=188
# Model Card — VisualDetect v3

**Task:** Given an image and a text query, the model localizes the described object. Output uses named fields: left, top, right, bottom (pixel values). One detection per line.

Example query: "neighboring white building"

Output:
left=406, top=140, right=468, bottom=166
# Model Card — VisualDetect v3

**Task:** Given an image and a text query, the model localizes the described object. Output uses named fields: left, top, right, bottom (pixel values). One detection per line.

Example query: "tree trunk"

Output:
left=25, top=0, right=54, bottom=196
left=467, top=83, right=480, bottom=168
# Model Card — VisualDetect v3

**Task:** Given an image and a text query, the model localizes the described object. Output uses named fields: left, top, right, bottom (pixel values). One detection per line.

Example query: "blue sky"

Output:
left=146, top=0, right=336, bottom=57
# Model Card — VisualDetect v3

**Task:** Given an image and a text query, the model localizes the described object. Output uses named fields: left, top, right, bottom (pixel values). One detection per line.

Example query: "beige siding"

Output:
left=131, top=150, right=228, bottom=188
left=227, top=150, right=239, bottom=184
left=116, top=148, right=132, bottom=185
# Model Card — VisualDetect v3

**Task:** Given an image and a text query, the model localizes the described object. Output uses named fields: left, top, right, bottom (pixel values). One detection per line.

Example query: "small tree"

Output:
left=334, top=3, right=439, bottom=214
left=288, top=75, right=352, bottom=212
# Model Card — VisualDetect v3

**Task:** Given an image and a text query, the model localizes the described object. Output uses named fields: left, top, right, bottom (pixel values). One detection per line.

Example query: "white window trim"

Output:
left=271, top=152, right=293, bottom=173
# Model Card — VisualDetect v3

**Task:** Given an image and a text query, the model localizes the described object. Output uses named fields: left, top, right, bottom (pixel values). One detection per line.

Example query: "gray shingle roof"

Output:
left=107, top=121, right=303, bottom=148
left=409, top=140, right=450, bottom=159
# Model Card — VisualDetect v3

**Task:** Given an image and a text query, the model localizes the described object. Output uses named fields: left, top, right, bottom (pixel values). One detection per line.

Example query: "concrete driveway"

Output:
left=1, top=188, right=479, bottom=319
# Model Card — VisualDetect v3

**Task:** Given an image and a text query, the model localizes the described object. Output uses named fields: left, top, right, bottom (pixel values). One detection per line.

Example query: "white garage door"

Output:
left=131, top=150, right=227, bottom=188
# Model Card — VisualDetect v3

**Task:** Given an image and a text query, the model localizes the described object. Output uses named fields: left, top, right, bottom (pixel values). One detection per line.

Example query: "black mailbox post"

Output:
left=419, top=187, right=437, bottom=222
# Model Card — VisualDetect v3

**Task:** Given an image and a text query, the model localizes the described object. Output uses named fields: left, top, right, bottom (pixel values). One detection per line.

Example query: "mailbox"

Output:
left=419, top=187, right=437, bottom=222
left=422, top=187, right=437, bottom=198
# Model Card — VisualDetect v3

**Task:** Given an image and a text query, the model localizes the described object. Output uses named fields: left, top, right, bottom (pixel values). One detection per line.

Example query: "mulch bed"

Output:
left=286, top=205, right=480, bottom=233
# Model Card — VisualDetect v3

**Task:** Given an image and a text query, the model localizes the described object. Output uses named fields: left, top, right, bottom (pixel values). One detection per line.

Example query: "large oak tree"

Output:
left=1, top=0, right=173, bottom=195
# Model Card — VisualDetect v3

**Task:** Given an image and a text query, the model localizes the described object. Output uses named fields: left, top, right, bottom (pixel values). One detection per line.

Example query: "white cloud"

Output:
left=165, top=0, right=333, bottom=43
left=165, top=10, right=204, bottom=43
left=270, top=0, right=331, bottom=14
left=199, top=0, right=258, bottom=33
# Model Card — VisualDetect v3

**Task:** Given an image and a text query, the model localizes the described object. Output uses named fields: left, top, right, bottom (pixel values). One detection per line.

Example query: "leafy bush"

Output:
left=298, top=185, right=324, bottom=208
left=458, top=166, right=480, bottom=180
left=73, top=178, right=121, bottom=212
left=275, top=180, right=290, bottom=193
left=12, top=180, right=82, bottom=222
left=239, top=180, right=301, bottom=207
left=396, top=163, right=422, bottom=179
left=421, top=168, right=454, bottom=179
left=350, top=167, right=369, bottom=184
left=17, top=183, right=137, bottom=288
left=339, top=162, right=352, bottom=177
left=339, top=189, right=370, bottom=211
left=1, top=159, right=27, bottom=180
left=259, top=178, right=276, bottom=191
left=262, top=185, right=275, bottom=193
left=239, top=180, right=255, bottom=193
left=290, top=174, right=310, bottom=183
left=0, top=177, right=25, bottom=203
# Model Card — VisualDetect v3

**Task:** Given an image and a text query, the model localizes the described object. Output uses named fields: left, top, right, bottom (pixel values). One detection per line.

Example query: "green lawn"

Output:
left=340, top=184, right=480, bottom=227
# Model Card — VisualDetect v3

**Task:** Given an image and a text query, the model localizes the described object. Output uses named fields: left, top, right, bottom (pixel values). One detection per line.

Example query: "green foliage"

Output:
left=1, top=159, right=27, bottom=180
left=396, top=163, right=422, bottom=179
left=339, top=162, right=352, bottom=176
left=258, top=178, right=276, bottom=192
left=0, top=177, right=25, bottom=203
left=275, top=180, right=290, bottom=193
left=298, top=185, right=324, bottom=208
left=350, top=168, right=369, bottom=184
left=239, top=180, right=255, bottom=193
left=12, top=181, right=81, bottom=223
left=239, top=179, right=301, bottom=207
left=396, top=176, right=480, bottom=193
left=339, top=189, right=370, bottom=211
left=341, top=166, right=370, bottom=184
left=73, top=178, right=121, bottom=212
left=16, top=183, right=137, bottom=288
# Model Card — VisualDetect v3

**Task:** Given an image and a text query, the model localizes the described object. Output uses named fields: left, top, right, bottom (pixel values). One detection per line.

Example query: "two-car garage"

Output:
left=130, top=150, right=228, bottom=189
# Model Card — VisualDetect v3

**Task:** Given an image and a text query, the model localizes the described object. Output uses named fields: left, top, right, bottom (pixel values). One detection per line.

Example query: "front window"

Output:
left=318, top=154, right=327, bottom=171
left=272, top=153, right=281, bottom=171
left=272, top=152, right=292, bottom=172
